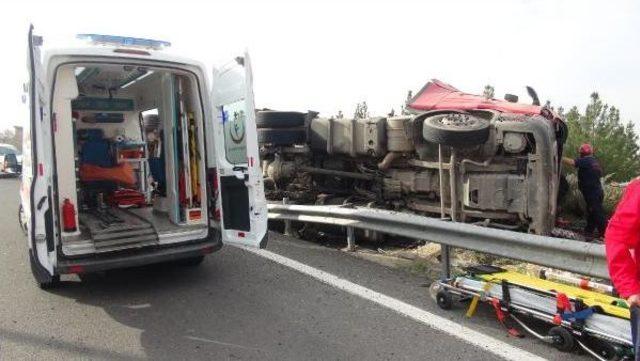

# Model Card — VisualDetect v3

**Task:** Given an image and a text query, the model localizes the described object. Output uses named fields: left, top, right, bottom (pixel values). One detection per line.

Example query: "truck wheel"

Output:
left=436, top=290, right=454, bottom=310
left=422, top=112, right=490, bottom=147
left=258, top=128, right=307, bottom=146
left=256, top=111, right=306, bottom=128
left=548, top=326, right=576, bottom=352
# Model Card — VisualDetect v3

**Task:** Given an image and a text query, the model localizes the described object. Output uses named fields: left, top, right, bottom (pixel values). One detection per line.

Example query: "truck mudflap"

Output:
left=56, top=235, right=222, bottom=274
left=432, top=266, right=633, bottom=360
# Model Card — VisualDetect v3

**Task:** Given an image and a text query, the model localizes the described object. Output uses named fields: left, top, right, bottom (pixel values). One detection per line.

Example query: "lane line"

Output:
left=184, top=336, right=263, bottom=351
left=242, top=247, right=547, bottom=361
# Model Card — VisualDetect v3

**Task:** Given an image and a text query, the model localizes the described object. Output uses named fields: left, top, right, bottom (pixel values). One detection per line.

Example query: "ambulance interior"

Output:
left=53, top=63, right=208, bottom=254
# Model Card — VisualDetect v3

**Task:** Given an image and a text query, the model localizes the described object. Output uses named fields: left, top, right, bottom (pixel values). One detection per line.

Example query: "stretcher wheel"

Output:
left=585, top=337, right=621, bottom=361
left=548, top=326, right=576, bottom=352
left=436, top=290, right=453, bottom=310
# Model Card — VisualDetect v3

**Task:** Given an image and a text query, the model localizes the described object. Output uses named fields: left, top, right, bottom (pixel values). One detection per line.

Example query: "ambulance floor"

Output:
left=128, top=207, right=205, bottom=235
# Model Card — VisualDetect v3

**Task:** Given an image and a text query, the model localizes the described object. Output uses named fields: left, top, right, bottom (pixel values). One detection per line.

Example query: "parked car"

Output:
left=0, top=143, right=21, bottom=174
left=258, top=80, right=567, bottom=235
left=0, top=153, right=22, bottom=174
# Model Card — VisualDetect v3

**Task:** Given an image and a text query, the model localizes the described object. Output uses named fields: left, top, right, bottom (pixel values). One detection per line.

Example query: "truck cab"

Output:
left=22, top=27, right=268, bottom=288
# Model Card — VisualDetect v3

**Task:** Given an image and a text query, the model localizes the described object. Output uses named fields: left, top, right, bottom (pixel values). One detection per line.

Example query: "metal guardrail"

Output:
left=267, top=203, right=609, bottom=280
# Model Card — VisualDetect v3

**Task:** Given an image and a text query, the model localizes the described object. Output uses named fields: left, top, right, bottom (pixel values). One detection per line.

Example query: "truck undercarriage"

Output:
left=259, top=80, right=567, bottom=235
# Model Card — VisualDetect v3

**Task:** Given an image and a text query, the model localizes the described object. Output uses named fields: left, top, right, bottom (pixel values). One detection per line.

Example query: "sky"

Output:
left=1, top=0, right=639, bottom=130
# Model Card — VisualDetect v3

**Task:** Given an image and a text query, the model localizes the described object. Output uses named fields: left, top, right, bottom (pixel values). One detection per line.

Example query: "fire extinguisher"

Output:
left=62, top=198, right=77, bottom=232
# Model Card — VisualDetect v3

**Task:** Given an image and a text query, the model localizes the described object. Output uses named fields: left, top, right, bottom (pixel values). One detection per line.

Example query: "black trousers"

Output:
left=631, top=306, right=640, bottom=360
left=582, top=191, right=607, bottom=236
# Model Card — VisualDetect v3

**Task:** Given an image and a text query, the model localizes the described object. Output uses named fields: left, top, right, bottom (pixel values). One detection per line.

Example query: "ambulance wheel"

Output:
left=30, top=251, right=61, bottom=290
left=548, top=326, right=576, bottom=352
left=436, top=290, right=453, bottom=310
left=174, top=255, right=205, bottom=267
left=38, top=275, right=61, bottom=290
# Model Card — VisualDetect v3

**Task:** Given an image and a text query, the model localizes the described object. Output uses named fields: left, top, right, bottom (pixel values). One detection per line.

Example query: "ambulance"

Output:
left=20, top=26, right=268, bottom=288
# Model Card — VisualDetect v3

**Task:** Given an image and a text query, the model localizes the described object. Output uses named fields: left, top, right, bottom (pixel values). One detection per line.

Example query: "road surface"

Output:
left=0, top=177, right=589, bottom=360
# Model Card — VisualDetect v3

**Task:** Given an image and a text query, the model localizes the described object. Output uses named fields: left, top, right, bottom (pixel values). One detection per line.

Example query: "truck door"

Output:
left=26, top=25, right=57, bottom=283
left=210, top=52, right=268, bottom=248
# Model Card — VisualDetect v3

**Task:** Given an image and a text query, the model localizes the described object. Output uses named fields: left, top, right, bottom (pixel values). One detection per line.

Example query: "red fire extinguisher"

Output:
left=62, top=198, right=77, bottom=232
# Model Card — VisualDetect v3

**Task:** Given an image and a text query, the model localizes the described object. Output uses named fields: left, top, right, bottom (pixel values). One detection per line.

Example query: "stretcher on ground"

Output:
left=432, top=265, right=633, bottom=361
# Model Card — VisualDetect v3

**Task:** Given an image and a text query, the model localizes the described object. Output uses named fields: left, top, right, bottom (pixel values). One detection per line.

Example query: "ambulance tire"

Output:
left=30, top=252, right=60, bottom=290
left=174, top=255, right=205, bottom=267
left=436, top=290, right=453, bottom=310
left=549, top=326, right=576, bottom=352
left=38, top=275, right=61, bottom=290
left=256, top=111, right=306, bottom=128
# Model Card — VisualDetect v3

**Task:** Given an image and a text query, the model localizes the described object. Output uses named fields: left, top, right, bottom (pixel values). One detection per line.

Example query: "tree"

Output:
left=401, top=90, right=413, bottom=115
left=564, top=92, right=640, bottom=182
left=0, top=128, right=21, bottom=151
left=354, top=101, right=369, bottom=119
left=483, top=85, right=495, bottom=99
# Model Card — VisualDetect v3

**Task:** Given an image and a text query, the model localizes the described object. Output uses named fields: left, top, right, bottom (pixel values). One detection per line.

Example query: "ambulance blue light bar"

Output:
left=76, top=34, right=171, bottom=50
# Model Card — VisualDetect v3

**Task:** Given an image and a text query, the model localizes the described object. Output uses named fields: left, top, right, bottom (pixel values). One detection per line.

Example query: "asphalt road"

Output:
left=0, top=177, right=590, bottom=360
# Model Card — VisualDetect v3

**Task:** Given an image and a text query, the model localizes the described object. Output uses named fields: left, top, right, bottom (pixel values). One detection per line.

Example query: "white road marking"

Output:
left=185, top=336, right=262, bottom=351
left=124, top=303, right=151, bottom=309
left=242, top=247, right=547, bottom=361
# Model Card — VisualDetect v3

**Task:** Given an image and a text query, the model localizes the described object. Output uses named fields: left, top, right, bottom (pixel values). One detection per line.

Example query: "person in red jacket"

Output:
left=605, top=178, right=640, bottom=357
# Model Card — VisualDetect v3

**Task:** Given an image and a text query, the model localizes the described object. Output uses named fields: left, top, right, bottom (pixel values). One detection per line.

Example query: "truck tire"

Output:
left=258, top=127, right=307, bottom=146
left=422, top=113, right=490, bottom=147
left=256, top=111, right=306, bottom=128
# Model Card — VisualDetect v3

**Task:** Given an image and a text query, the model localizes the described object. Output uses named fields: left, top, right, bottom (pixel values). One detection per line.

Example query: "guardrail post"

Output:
left=441, top=147, right=457, bottom=279
left=283, top=197, right=296, bottom=237
left=345, top=226, right=356, bottom=252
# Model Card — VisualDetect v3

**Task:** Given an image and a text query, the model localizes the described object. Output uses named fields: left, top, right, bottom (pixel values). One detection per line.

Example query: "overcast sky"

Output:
left=2, top=0, right=639, bottom=130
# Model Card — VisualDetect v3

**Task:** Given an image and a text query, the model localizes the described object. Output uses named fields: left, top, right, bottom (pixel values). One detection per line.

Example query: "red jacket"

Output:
left=605, top=179, right=640, bottom=298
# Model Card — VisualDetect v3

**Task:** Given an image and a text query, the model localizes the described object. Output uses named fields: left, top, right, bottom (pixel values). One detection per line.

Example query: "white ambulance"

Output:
left=20, top=26, right=268, bottom=288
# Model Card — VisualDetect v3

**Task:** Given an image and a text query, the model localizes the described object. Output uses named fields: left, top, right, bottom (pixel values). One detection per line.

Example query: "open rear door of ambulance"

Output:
left=26, top=25, right=58, bottom=287
left=210, top=52, right=268, bottom=248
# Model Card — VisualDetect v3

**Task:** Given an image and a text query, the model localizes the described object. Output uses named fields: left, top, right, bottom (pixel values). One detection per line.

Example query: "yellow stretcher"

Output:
left=434, top=265, right=633, bottom=360
left=477, top=270, right=629, bottom=319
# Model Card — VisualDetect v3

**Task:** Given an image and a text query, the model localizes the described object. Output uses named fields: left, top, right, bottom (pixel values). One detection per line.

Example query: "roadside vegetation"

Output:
left=558, top=92, right=639, bottom=218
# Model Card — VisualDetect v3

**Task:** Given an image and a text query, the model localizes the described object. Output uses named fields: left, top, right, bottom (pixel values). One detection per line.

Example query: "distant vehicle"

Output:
left=0, top=143, right=22, bottom=174
left=258, top=80, right=567, bottom=235
left=0, top=153, right=22, bottom=174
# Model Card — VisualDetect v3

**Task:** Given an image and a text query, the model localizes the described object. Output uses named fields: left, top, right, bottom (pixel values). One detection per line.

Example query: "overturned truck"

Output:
left=259, top=80, right=567, bottom=235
